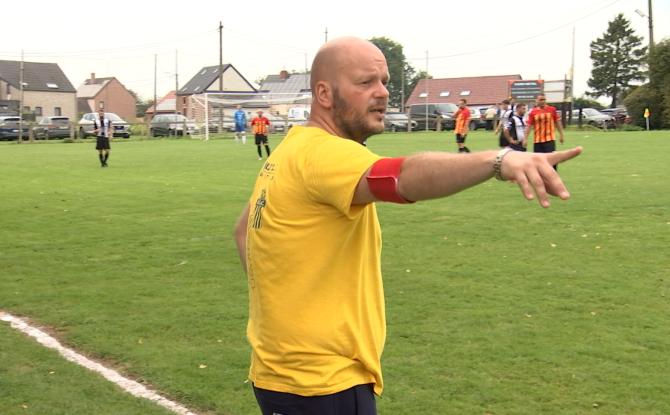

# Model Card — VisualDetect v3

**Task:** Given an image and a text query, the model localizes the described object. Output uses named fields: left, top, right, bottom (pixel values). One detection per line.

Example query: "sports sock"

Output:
left=242, top=135, right=246, bottom=144
left=99, top=154, right=104, bottom=164
left=257, top=146, right=262, bottom=158
left=265, top=145, right=271, bottom=156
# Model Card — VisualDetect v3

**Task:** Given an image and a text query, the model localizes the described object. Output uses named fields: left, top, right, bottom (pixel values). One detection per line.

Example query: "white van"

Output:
left=287, top=107, right=310, bottom=129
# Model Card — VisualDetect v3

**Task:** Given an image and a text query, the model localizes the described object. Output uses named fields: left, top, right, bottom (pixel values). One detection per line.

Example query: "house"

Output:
left=77, top=73, right=136, bottom=120
left=406, top=74, right=523, bottom=108
left=0, top=60, right=76, bottom=120
left=258, top=70, right=311, bottom=116
left=144, top=90, right=177, bottom=119
left=176, top=64, right=256, bottom=123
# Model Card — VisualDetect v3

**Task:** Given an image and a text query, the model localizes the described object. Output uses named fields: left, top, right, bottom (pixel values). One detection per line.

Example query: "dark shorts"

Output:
left=509, top=142, right=527, bottom=152
left=534, top=140, right=556, bottom=154
left=235, top=124, right=246, bottom=133
left=96, top=136, right=110, bottom=150
left=455, top=133, right=467, bottom=144
left=255, top=134, right=268, bottom=145
left=253, top=383, right=376, bottom=415
left=499, top=132, right=508, bottom=148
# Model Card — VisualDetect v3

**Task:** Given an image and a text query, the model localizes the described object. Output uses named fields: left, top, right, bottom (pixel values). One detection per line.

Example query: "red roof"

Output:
left=406, top=74, right=522, bottom=107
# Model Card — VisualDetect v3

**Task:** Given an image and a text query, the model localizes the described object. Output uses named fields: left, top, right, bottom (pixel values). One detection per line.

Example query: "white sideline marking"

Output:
left=0, top=312, right=200, bottom=415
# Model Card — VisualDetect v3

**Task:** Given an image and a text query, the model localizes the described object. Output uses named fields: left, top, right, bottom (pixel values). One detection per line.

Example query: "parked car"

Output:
left=384, top=112, right=417, bottom=132
left=600, top=107, right=631, bottom=125
left=572, top=108, right=615, bottom=129
left=32, top=116, right=72, bottom=139
left=150, top=114, right=199, bottom=137
left=0, top=116, right=29, bottom=140
left=468, top=108, right=487, bottom=130
left=78, top=112, right=131, bottom=138
left=265, top=113, right=287, bottom=133
left=287, top=107, right=310, bottom=129
left=408, top=103, right=457, bottom=131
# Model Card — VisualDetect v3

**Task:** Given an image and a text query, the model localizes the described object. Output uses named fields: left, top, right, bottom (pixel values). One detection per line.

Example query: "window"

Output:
left=419, top=92, right=428, bottom=98
left=98, top=101, right=104, bottom=109
left=460, top=90, right=471, bottom=96
left=23, top=106, right=30, bottom=112
left=46, top=83, right=58, bottom=89
left=35, top=106, right=42, bottom=116
left=439, top=91, right=450, bottom=97
left=54, top=107, right=62, bottom=116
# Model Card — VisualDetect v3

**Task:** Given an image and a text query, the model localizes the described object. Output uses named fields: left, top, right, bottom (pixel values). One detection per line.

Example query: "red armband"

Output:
left=366, top=157, right=414, bottom=204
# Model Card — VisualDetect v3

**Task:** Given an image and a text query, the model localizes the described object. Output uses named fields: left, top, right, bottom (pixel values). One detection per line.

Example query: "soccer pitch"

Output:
left=1, top=130, right=669, bottom=414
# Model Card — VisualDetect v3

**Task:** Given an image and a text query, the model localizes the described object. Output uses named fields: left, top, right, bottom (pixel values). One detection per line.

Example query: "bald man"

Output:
left=235, top=37, right=581, bottom=414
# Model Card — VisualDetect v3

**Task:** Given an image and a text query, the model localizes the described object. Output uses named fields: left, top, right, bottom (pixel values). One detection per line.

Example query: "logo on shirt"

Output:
left=252, top=189, right=267, bottom=229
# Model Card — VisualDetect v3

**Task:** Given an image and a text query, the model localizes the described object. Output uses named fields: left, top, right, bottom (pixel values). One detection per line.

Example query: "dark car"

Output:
left=33, top=116, right=72, bottom=139
left=384, top=112, right=417, bottom=132
left=409, top=103, right=457, bottom=131
left=0, top=116, right=29, bottom=140
left=78, top=112, right=131, bottom=138
left=600, top=107, right=631, bottom=125
left=150, top=114, right=199, bottom=137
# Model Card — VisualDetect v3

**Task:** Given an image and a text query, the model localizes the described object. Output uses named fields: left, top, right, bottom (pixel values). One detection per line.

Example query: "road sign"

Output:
left=509, top=80, right=544, bottom=100
left=644, top=108, right=650, bottom=118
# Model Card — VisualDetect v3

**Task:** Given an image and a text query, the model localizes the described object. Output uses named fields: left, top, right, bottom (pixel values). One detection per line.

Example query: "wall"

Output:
left=21, top=90, right=77, bottom=120
left=94, top=79, right=136, bottom=120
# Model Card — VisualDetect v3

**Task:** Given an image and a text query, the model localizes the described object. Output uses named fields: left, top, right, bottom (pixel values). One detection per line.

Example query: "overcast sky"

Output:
left=3, top=0, right=667, bottom=103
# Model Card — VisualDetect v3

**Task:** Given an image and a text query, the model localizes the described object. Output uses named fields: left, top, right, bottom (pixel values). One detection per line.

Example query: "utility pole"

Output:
left=568, top=26, right=575, bottom=124
left=18, top=50, right=24, bottom=144
left=153, top=54, right=157, bottom=123
left=648, top=0, right=654, bottom=51
left=424, top=50, right=429, bottom=131
left=218, top=21, right=224, bottom=132
left=325, top=27, right=328, bottom=43
left=175, top=49, right=179, bottom=122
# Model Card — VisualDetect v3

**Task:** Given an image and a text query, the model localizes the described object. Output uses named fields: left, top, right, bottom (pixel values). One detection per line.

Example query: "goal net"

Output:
left=187, top=92, right=312, bottom=140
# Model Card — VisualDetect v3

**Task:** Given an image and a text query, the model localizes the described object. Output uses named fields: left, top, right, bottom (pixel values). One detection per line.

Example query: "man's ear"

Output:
left=314, top=81, right=333, bottom=110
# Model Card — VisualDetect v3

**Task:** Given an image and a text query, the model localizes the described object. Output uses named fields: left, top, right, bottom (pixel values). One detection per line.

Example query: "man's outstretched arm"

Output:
left=353, top=147, right=582, bottom=208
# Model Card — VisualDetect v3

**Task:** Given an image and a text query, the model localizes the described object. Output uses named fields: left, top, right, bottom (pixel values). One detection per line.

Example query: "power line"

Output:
left=407, top=0, right=623, bottom=62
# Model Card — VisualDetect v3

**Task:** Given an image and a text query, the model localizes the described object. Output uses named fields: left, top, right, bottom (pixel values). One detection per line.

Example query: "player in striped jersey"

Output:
left=453, top=99, right=471, bottom=153
left=526, top=94, right=564, bottom=169
left=251, top=110, right=272, bottom=160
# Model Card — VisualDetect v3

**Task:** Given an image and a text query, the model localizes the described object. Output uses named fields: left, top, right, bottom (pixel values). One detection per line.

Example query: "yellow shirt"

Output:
left=245, top=126, right=386, bottom=396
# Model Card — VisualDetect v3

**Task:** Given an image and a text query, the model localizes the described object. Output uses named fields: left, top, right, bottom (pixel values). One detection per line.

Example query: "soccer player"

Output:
left=93, top=109, right=112, bottom=167
left=494, top=99, right=514, bottom=148
left=526, top=94, right=565, bottom=169
left=503, top=103, right=528, bottom=151
left=234, top=105, right=247, bottom=144
left=235, top=37, right=581, bottom=415
left=250, top=110, right=271, bottom=160
left=453, top=99, right=471, bottom=153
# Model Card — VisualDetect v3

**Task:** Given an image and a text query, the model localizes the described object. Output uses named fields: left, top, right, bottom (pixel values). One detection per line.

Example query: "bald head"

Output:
left=310, top=37, right=386, bottom=91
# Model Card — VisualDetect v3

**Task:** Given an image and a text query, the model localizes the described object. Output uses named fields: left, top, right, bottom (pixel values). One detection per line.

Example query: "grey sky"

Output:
left=3, top=0, right=667, bottom=103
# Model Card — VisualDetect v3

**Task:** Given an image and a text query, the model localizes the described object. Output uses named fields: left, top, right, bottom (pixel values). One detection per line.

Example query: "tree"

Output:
left=369, top=37, right=416, bottom=110
left=573, top=96, right=604, bottom=110
left=587, top=13, right=647, bottom=108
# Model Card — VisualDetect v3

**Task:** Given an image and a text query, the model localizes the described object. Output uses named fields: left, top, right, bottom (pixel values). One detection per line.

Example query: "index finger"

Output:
left=547, top=146, right=582, bottom=166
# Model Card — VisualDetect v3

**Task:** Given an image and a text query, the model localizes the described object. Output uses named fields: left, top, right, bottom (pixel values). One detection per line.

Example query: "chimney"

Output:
left=90, top=73, right=96, bottom=82
left=279, top=70, right=289, bottom=80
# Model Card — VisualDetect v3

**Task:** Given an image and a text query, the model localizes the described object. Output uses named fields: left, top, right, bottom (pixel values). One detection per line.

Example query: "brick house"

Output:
left=0, top=60, right=76, bottom=120
left=77, top=73, right=136, bottom=120
left=407, top=74, right=523, bottom=108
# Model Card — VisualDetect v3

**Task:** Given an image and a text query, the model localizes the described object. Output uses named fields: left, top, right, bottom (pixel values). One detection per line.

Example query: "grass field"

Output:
left=1, top=130, right=669, bottom=414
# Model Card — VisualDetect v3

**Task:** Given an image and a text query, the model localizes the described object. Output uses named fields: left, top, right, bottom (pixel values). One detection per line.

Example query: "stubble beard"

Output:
left=332, top=88, right=384, bottom=143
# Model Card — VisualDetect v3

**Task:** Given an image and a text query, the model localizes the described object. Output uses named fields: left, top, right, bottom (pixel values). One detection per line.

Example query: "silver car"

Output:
left=78, top=112, right=131, bottom=138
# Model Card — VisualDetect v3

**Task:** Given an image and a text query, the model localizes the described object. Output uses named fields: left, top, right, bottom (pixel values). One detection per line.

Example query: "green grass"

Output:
left=1, top=130, right=669, bottom=414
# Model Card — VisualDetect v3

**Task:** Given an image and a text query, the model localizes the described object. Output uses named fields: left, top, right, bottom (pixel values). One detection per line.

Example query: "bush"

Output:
left=617, top=123, right=644, bottom=131
left=623, top=84, right=665, bottom=129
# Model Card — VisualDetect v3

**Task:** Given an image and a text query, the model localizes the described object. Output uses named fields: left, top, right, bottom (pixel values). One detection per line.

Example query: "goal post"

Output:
left=188, top=91, right=312, bottom=141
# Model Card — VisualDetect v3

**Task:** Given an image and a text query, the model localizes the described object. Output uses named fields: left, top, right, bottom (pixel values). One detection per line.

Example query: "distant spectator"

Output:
left=494, top=99, right=514, bottom=148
